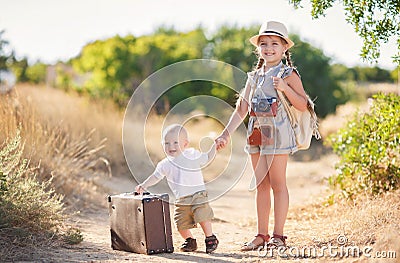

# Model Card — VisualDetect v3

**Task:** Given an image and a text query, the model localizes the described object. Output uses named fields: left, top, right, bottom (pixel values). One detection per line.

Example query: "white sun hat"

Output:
left=249, top=21, right=294, bottom=48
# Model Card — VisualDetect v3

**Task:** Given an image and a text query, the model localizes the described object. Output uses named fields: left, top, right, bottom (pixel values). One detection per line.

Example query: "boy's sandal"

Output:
left=266, top=234, right=287, bottom=248
left=240, top=233, right=270, bottom=251
left=205, top=234, right=219, bottom=254
left=180, top=237, right=198, bottom=252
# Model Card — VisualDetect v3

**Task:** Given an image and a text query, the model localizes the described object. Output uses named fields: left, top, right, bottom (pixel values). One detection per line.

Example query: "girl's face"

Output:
left=257, top=35, right=288, bottom=65
left=163, top=130, right=188, bottom=157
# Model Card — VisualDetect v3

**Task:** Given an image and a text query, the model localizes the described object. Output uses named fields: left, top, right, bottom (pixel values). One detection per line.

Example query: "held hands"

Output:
left=215, top=133, right=230, bottom=151
left=271, top=76, right=287, bottom=92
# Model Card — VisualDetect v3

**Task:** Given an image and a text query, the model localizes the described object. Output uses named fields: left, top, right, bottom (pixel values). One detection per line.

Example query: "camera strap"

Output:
left=248, top=65, right=285, bottom=115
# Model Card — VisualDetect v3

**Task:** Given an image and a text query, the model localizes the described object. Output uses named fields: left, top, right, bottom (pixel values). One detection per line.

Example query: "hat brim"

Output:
left=249, top=33, right=294, bottom=49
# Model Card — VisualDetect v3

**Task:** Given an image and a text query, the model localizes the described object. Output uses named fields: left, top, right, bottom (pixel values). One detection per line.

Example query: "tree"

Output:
left=72, top=35, right=135, bottom=105
left=289, top=0, right=400, bottom=64
left=11, top=57, right=29, bottom=82
left=211, top=24, right=258, bottom=72
left=72, top=28, right=208, bottom=107
left=0, top=30, right=14, bottom=71
left=289, top=35, right=347, bottom=117
left=26, top=62, right=47, bottom=84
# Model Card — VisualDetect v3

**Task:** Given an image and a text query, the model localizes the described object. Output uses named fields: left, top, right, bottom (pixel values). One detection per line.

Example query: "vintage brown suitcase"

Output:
left=108, top=192, right=174, bottom=254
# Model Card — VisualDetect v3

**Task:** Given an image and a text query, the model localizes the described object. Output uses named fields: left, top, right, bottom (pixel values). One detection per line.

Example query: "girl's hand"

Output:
left=271, top=76, right=287, bottom=92
left=215, top=134, right=230, bottom=150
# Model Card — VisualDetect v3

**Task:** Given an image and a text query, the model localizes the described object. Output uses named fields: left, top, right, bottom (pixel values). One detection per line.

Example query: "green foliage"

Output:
left=10, top=57, right=29, bottom=82
left=290, top=35, right=348, bottom=117
left=63, top=227, right=84, bottom=245
left=331, top=64, right=394, bottom=83
left=210, top=24, right=258, bottom=72
left=72, top=35, right=135, bottom=105
left=0, top=32, right=46, bottom=84
left=327, top=93, right=400, bottom=198
left=72, top=28, right=208, bottom=106
left=351, top=66, right=393, bottom=82
left=0, top=30, right=14, bottom=71
left=63, top=25, right=388, bottom=116
left=26, top=62, right=47, bottom=84
left=390, top=66, right=399, bottom=82
left=0, top=129, right=65, bottom=232
left=289, top=0, right=400, bottom=64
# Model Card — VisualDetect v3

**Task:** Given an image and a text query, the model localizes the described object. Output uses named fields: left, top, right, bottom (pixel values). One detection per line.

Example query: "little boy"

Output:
left=135, top=124, right=219, bottom=253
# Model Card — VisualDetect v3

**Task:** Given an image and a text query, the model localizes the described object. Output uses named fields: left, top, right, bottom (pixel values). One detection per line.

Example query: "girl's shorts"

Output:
left=174, top=191, right=214, bottom=231
left=245, top=144, right=297, bottom=155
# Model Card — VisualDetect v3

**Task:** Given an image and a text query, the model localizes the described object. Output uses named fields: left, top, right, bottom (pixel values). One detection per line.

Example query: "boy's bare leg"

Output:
left=199, top=220, right=213, bottom=237
left=178, top=229, right=193, bottom=239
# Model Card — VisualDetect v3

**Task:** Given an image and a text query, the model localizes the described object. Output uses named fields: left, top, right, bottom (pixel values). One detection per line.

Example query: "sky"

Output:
left=0, top=0, right=398, bottom=70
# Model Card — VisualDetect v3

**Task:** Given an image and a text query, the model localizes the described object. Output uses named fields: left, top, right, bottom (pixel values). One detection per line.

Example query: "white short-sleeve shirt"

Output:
left=153, top=148, right=208, bottom=198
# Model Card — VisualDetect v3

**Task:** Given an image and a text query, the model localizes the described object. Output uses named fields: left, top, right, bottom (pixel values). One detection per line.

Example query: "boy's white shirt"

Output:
left=141, top=148, right=210, bottom=199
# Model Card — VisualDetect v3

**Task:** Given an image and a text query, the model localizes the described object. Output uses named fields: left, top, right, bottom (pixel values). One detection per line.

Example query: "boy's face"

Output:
left=163, top=130, right=188, bottom=157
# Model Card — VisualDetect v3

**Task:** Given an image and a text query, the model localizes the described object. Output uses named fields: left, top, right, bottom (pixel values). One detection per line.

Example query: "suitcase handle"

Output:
left=134, top=191, right=151, bottom=196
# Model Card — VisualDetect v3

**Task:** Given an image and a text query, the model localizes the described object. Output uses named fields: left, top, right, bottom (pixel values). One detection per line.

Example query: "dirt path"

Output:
left=33, top=154, right=337, bottom=262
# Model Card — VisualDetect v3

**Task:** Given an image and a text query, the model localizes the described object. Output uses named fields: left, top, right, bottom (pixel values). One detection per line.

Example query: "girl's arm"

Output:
left=216, top=78, right=252, bottom=150
left=272, top=72, right=308, bottom=111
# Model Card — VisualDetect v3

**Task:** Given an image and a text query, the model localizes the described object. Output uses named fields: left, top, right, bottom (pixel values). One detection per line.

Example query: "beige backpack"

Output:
left=276, top=66, right=321, bottom=150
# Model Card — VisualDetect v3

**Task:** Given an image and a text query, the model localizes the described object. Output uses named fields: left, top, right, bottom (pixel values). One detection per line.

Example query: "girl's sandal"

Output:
left=266, top=234, right=287, bottom=248
left=240, top=233, right=270, bottom=251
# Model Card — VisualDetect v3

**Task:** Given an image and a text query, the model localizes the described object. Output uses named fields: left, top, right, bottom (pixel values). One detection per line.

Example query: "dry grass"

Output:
left=0, top=85, right=121, bottom=208
left=286, top=190, right=400, bottom=261
left=2, top=83, right=399, bottom=262
left=17, top=84, right=128, bottom=178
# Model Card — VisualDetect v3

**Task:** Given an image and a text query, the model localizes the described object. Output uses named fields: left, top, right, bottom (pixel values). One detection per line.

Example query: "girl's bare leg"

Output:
left=268, top=154, right=289, bottom=236
left=249, top=153, right=271, bottom=244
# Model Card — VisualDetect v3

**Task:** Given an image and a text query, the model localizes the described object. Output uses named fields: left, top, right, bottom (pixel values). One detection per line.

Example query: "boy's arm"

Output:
left=135, top=173, right=162, bottom=194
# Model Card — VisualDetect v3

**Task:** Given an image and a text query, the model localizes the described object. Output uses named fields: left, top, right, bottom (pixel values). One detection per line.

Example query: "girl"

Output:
left=215, top=21, right=308, bottom=250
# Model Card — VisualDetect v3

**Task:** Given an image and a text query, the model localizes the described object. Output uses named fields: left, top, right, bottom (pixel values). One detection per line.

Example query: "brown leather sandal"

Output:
left=266, top=234, right=287, bottom=248
left=240, top=233, right=270, bottom=251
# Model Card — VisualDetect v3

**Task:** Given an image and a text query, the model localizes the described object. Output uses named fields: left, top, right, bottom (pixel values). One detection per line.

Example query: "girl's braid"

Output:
left=285, top=50, right=293, bottom=67
left=255, top=56, right=264, bottom=70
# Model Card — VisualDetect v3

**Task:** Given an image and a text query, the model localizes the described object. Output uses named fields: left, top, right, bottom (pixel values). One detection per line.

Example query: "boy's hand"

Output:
left=135, top=184, right=146, bottom=194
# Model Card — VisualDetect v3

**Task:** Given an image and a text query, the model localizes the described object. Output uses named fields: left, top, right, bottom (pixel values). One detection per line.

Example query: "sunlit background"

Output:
left=1, top=0, right=397, bottom=69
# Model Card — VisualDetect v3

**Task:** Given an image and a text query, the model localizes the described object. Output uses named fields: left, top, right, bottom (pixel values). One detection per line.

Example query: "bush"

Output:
left=0, top=129, right=64, bottom=232
left=327, top=93, right=400, bottom=198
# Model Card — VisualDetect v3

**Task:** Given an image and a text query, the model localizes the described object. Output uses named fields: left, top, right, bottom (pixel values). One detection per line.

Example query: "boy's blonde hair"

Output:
left=162, top=124, right=188, bottom=143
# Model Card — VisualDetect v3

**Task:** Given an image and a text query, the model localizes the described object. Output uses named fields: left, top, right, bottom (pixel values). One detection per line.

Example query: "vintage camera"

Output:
left=251, top=96, right=277, bottom=116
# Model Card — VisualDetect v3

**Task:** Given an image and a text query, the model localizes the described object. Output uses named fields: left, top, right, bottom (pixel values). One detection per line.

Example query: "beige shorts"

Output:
left=174, top=191, right=214, bottom=231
